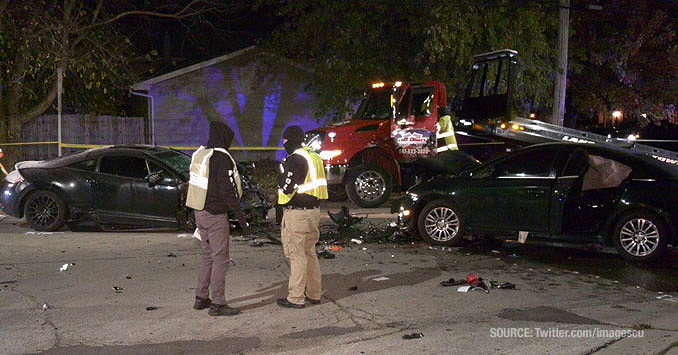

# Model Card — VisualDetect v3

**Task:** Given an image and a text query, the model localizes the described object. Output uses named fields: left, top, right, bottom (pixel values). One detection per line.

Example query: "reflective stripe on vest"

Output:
left=436, top=115, right=458, bottom=152
left=186, top=146, right=242, bottom=210
left=277, top=147, right=328, bottom=204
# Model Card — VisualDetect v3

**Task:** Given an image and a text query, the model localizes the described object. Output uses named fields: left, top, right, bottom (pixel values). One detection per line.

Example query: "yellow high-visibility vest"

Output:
left=436, top=114, right=459, bottom=152
left=278, top=147, right=328, bottom=204
left=186, top=146, right=242, bottom=210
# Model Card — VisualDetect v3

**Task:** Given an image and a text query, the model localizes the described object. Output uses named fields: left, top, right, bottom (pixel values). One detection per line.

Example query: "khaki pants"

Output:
left=281, top=207, right=322, bottom=304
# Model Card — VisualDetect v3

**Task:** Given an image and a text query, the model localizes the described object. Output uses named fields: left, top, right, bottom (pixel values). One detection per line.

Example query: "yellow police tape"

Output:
left=0, top=141, right=283, bottom=151
left=0, top=141, right=59, bottom=146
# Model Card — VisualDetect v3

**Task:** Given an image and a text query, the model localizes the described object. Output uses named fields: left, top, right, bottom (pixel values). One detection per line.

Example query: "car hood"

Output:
left=314, top=119, right=387, bottom=135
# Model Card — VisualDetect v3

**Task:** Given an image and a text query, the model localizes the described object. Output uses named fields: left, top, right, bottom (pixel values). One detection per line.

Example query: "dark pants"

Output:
left=195, top=209, right=230, bottom=305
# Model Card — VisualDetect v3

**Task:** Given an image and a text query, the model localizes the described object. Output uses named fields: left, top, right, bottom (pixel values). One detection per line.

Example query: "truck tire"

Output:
left=345, top=164, right=392, bottom=208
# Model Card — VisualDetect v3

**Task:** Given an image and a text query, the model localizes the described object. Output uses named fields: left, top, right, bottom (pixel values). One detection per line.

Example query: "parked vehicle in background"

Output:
left=0, top=145, right=271, bottom=232
left=395, top=142, right=678, bottom=263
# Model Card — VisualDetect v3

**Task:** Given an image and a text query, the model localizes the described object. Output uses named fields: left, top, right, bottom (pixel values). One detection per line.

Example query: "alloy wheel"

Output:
left=26, top=195, right=59, bottom=229
left=424, top=206, right=460, bottom=242
left=619, top=218, right=659, bottom=257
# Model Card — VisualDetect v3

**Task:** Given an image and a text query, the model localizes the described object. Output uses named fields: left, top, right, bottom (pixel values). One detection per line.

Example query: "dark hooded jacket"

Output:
left=277, top=126, right=318, bottom=208
left=203, top=121, right=247, bottom=228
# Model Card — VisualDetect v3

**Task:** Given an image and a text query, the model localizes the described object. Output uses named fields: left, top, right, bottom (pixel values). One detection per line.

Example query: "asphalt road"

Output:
left=1, top=207, right=678, bottom=355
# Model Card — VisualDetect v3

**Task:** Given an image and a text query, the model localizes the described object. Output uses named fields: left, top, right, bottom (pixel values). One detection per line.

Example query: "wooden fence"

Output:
left=20, top=114, right=146, bottom=161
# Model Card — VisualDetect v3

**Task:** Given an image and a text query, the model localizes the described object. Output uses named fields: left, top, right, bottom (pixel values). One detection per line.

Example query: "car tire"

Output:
left=23, top=190, right=67, bottom=232
left=345, top=164, right=392, bottom=208
left=612, top=211, right=668, bottom=263
left=417, top=199, right=464, bottom=246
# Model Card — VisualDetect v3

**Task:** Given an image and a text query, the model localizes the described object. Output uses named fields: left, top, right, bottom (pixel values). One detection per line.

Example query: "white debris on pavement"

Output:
left=58, top=263, right=70, bottom=272
left=372, top=276, right=390, bottom=281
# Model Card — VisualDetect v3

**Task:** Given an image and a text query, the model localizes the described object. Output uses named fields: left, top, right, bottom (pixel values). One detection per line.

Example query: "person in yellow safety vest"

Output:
left=436, top=106, right=459, bottom=153
left=276, top=125, right=328, bottom=309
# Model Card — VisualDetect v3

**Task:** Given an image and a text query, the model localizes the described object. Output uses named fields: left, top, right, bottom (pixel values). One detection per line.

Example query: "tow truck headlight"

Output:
left=305, top=134, right=323, bottom=152
left=319, top=150, right=342, bottom=160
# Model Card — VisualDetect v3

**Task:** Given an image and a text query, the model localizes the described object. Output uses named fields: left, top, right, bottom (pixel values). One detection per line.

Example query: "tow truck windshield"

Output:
left=353, top=88, right=399, bottom=120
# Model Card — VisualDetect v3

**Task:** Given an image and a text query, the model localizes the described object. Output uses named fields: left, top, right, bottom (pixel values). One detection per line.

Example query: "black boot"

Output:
left=193, top=296, right=211, bottom=310
left=208, top=303, right=241, bottom=316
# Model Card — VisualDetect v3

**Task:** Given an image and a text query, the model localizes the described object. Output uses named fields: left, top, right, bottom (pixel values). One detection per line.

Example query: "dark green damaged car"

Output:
left=396, top=142, right=678, bottom=263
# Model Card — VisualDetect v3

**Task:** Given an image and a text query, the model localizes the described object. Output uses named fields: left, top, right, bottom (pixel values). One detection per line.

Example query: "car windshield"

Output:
left=353, top=89, right=395, bottom=120
left=153, top=150, right=190, bottom=178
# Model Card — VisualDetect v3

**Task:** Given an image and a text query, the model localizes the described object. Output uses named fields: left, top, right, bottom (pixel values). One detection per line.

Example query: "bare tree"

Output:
left=0, top=0, right=248, bottom=165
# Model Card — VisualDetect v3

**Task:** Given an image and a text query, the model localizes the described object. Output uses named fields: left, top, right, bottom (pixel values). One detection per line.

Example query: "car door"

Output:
left=556, top=149, right=632, bottom=237
left=466, top=147, right=557, bottom=232
left=144, top=159, right=182, bottom=227
left=92, top=154, right=174, bottom=228
left=63, top=158, right=98, bottom=214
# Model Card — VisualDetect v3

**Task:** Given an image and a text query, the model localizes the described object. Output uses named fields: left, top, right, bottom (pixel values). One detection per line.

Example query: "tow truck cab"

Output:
left=305, top=80, right=451, bottom=207
left=305, top=50, right=520, bottom=207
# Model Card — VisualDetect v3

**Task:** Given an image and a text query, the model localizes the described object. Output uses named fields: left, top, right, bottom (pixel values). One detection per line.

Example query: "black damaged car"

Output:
left=396, top=142, right=678, bottom=263
left=0, top=145, right=271, bottom=232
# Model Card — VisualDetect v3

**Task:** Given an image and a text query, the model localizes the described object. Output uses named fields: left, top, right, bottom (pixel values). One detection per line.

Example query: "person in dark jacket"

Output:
left=190, top=121, right=249, bottom=316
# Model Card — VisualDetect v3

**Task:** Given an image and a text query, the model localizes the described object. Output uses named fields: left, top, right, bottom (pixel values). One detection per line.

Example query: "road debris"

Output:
left=167, top=253, right=177, bottom=257
left=372, top=276, right=390, bottom=281
left=112, top=286, right=123, bottom=293
left=440, top=278, right=465, bottom=287
left=328, top=206, right=365, bottom=230
left=249, top=240, right=264, bottom=247
left=42, top=303, right=49, bottom=311
left=317, top=250, right=335, bottom=259
left=656, top=294, right=677, bottom=302
left=444, top=274, right=515, bottom=293
left=348, top=286, right=358, bottom=291
left=350, top=238, right=363, bottom=244
left=146, top=306, right=159, bottom=311
left=402, top=332, right=424, bottom=339
left=0, top=280, right=17, bottom=285
left=58, top=263, right=74, bottom=272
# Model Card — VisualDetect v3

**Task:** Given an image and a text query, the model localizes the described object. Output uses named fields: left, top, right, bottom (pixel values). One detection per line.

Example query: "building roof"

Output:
left=131, top=46, right=256, bottom=91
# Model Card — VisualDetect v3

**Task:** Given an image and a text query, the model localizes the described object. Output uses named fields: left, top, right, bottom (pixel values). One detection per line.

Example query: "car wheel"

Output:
left=612, top=211, right=668, bottom=263
left=23, top=190, right=67, bottom=232
left=417, top=199, right=464, bottom=246
left=345, top=164, right=392, bottom=208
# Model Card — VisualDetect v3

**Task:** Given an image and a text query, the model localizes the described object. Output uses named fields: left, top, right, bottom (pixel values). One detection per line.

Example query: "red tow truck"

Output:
left=305, top=49, right=678, bottom=207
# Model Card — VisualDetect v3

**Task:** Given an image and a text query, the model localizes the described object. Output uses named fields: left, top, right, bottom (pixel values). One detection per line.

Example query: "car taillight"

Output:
left=5, top=170, right=24, bottom=184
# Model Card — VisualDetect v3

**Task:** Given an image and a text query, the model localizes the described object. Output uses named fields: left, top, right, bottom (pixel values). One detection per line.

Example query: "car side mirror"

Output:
left=147, top=172, right=162, bottom=186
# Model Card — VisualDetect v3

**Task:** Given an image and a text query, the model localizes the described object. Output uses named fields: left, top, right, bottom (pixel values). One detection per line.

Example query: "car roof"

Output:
left=522, top=142, right=678, bottom=179
left=18, top=145, right=176, bottom=169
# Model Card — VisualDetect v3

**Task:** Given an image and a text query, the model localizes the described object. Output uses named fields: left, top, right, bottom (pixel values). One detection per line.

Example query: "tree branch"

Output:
left=76, top=0, right=203, bottom=33
left=14, top=68, right=59, bottom=126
